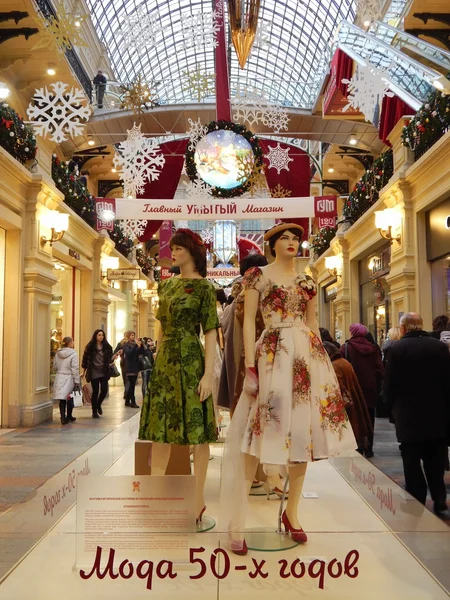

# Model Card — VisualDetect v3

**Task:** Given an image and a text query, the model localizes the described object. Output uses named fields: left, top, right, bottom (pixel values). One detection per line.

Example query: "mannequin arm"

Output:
left=198, top=328, right=216, bottom=402
left=243, top=288, right=259, bottom=367
left=305, top=294, right=321, bottom=339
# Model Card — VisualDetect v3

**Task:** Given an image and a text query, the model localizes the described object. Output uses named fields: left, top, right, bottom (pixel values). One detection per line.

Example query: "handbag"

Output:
left=71, top=390, right=83, bottom=408
left=108, top=362, right=120, bottom=378
left=138, top=355, right=152, bottom=371
left=82, top=382, right=92, bottom=406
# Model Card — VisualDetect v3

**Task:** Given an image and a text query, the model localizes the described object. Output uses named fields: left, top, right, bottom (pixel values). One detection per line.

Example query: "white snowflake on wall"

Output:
left=118, top=219, right=147, bottom=239
left=201, top=228, right=214, bottom=244
left=180, top=11, right=220, bottom=50
left=187, top=117, right=209, bottom=151
left=342, top=63, right=394, bottom=123
left=185, top=178, right=213, bottom=200
left=26, top=81, right=92, bottom=143
left=265, top=143, right=293, bottom=174
left=113, top=122, right=165, bottom=198
left=116, top=8, right=163, bottom=54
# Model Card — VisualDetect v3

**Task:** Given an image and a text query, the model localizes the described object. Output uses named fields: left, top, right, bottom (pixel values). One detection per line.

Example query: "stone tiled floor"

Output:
left=0, top=385, right=139, bottom=515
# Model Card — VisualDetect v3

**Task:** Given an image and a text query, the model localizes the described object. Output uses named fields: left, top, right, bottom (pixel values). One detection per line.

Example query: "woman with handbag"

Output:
left=122, top=331, right=149, bottom=408
left=53, top=336, right=80, bottom=425
left=140, top=338, right=154, bottom=400
left=82, top=329, right=122, bottom=418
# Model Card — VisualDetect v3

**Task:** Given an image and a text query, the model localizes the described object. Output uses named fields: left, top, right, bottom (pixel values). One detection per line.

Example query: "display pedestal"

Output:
left=134, top=440, right=191, bottom=475
left=245, top=528, right=299, bottom=552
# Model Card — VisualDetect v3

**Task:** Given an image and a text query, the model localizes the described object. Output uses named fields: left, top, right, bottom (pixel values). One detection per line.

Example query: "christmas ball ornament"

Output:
left=25, top=147, right=29, bottom=152
left=9, top=131, right=14, bottom=136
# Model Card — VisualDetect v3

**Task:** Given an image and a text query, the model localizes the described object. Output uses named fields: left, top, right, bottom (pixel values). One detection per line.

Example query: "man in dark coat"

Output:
left=383, top=312, right=450, bottom=514
left=341, top=323, right=384, bottom=456
left=93, top=70, right=107, bottom=108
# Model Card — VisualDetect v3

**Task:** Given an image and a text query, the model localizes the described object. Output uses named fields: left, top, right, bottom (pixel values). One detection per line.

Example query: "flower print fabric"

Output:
left=240, top=266, right=355, bottom=464
left=139, top=277, right=219, bottom=445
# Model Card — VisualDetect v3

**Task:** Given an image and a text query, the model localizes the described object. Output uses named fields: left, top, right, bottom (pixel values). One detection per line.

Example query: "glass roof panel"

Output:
left=86, top=0, right=355, bottom=109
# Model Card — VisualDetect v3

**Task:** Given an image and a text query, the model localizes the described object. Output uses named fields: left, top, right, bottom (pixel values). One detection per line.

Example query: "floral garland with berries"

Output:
left=52, top=155, right=96, bottom=227
left=310, top=225, right=338, bottom=258
left=136, top=247, right=155, bottom=276
left=342, top=150, right=393, bottom=224
left=0, top=102, right=37, bottom=165
left=185, top=120, right=263, bottom=198
left=109, top=222, right=135, bottom=257
left=401, top=87, right=450, bottom=158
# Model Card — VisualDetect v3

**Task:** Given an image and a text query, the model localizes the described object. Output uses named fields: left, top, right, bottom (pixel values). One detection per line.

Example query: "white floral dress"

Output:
left=241, top=266, right=356, bottom=465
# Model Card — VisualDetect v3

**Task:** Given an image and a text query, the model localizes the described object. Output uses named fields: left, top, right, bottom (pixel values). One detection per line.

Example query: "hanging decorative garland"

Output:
left=185, top=120, right=263, bottom=198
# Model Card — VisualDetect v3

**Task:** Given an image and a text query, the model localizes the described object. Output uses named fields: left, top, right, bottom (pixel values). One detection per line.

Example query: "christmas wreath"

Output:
left=185, top=120, right=263, bottom=198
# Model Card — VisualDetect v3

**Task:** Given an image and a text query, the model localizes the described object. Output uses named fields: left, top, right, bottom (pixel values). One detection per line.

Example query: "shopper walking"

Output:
left=384, top=312, right=450, bottom=514
left=53, top=336, right=80, bottom=425
left=115, top=331, right=132, bottom=398
left=140, top=337, right=154, bottom=399
left=82, top=329, right=121, bottom=418
left=381, top=327, right=401, bottom=365
left=122, top=331, right=147, bottom=408
left=341, top=323, right=384, bottom=457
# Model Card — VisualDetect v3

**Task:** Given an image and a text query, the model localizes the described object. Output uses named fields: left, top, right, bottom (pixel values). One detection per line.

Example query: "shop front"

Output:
left=427, top=197, right=450, bottom=318
left=359, top=246, right=391, bottom=347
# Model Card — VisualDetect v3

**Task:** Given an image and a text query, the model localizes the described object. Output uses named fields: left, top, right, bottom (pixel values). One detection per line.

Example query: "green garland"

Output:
left=401, top=87, right=450, bottom=157
left=136, top=247, right=155, bottom=276
left=342, top=150, right=393, bottom=224
left=310, top=226, right=338, bottom=258
left=0, top=102, right=37, bottom=164
left=185, top=120, right=263, bottom=198
left=109, top=223, right=135, bottom=257
left=52, top=155, right=96, bottom=227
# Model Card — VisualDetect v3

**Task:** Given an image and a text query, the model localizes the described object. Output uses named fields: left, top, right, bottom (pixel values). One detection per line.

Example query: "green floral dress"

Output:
left=139, top=277, right=219, bottom=445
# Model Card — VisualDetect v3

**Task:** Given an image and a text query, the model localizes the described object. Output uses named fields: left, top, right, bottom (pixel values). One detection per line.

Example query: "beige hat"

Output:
left=263, top=222, right=304, bottom=241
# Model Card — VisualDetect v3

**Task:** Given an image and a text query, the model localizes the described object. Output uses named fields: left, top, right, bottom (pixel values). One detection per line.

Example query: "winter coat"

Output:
left=381, top=338, right=398, bottom=365
left=341, top=336, right=384, bottom=407
left=383, top=330, right=450, bottom=443
left=53, top=348, right=80, bottom=400
left=330, top=355, right=373, bottom=449
left=81, top=342, right=114, bottom=382
left=122, top=342, right=147, bottom=375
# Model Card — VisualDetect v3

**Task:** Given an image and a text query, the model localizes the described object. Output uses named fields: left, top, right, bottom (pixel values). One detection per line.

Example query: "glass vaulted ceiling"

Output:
left=86, top=0, right=355, bottom=109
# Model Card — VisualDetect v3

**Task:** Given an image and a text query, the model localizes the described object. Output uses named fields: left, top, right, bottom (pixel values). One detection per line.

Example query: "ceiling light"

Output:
left=74, top=19, right=81, bottom=27
left=111, top=167, right=117, bottom=173
left=47, top=64, right=56, bottom=76
left=328, top=166, right=334, bottom=173
left=363, top=19, right=371, bottom=27
left=433, top=79, right=444, bottom=91
left=0, top=82, right=10, bottom=99
left=349, top=138, right=358, bottom=145
left=87, top=139, right=95, bottom=146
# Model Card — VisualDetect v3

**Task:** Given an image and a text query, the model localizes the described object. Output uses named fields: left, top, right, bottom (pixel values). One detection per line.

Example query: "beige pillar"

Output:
left=387, top=117, right=415, bottom=174
left=91, top=236, right=113, bottom=335
left=331, top=236, right=351, bottom=343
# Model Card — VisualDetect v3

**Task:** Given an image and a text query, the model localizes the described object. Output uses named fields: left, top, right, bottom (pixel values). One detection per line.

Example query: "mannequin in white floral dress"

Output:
left=220, top=223, right=356, bottom=555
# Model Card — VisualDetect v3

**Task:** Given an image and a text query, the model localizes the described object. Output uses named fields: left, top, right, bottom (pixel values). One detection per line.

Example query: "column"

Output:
left=331, top=236, right=351, bottom=343
left=91, top=235, right=112, bottom=335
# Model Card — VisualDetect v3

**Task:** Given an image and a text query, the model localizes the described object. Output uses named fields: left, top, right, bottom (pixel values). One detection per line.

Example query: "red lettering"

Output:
left=119, top=560, right=134, bottom=579
left=309, top=559, right=326, bottom=590
left=278, top=558, right=290, bottom=579
left=291, top=558, right=306, bottom=579
left=344, top=550, right=360, bottom=578
left=80, top=547, right=119, bottom=580
left=210, top=548, right=230, bottom=579
left=136, top=560, right=154, bottom=590
left=189, top=547, right=207, bottom=580
left=156, top=560, right=177, bottom=580
left=327, top=558, right=343, bottom=578
left=248, top=558, right=268, bottom=579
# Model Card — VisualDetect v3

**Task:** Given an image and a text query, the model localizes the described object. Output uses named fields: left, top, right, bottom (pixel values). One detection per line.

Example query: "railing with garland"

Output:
left=0, top=102, right=37, bottom=165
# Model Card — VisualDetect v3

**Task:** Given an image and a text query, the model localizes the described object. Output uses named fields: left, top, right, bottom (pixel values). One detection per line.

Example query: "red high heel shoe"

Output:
left=281, top=510, right=307, bottom=543
left=196, top=506, right=206, bottom=524
left=230, top=539, right=248, bottom=556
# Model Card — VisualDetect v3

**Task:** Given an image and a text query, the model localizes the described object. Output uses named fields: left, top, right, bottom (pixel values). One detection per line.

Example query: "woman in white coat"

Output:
left=53, top=336, right=81, bottom=424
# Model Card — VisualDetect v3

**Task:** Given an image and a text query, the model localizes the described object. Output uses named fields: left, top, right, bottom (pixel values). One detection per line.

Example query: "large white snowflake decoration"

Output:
left=113, top=122, right=165, bottom=198
left=232, top=84, right=290, bottom=132
left=201, top=229, right=214, bottom=244
left=26, top=81, right=91, bottom=143
left=187, top=117, right=209, bottom=151
left=342, top=63, right=394, bottom=123
left=116, top=8, right=163, bottom=54
left=185, top=178, right=213, bottom=200
left=118, top=219, right=147, bottom=239
left=265, top=143, right=293, bottom=174
left=180, top=11, right=220, bottom=50
left=253, top=20, right=271, bottom=52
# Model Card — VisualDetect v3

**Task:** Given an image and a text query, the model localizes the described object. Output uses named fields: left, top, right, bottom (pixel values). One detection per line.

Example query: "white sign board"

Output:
left=107, top=268, right=141, bottom=281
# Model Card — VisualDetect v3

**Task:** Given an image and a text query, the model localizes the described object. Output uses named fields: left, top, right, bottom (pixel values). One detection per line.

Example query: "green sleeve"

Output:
left=156, top=280, right=165, bottom=321
left=200, top=282, right=219, bottom=333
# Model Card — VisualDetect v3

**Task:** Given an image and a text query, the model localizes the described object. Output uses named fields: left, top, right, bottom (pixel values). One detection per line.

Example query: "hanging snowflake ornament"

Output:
left=201, top=229, right=214, bottom=244
left=180, top=11, right=220, bottom=50
left=187, top=117, right=209, bottom=151
left=33, top=0, right=88, bottom=54
left=270, top=183, right=292, bottom=198
left=26, top=81, right=92, bottom=143
left=185, top=178, right=213, bottom=200
left=236, top=155, right=266, bottom=197
left=342, top=63, right=394, bottom=123
left=113, top=122, right=165, bottom=198
left=232, top=83, right=290, bottom=132
left=252, top=20, right=271, bottom=53
left=182, top=67, right=215, bottom=103
left=120, top=74, right=159, bottom=116
left=265, top=143, right=293, bottom=174
left=262, top=105, right=290, bottom=133
left=116, top=8, right=163, bottom=54
left=118, top=219, right=147, bottom=239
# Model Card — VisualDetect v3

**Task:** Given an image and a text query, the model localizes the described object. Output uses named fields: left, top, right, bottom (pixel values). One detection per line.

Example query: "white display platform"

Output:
left=0, top=420, right=449, bottom=598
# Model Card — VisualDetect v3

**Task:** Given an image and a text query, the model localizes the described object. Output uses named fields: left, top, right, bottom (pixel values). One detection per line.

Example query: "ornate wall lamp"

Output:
left=375, top=208, right=401, bottom=243
left=325, top=254, right=343, bottom=278
left=40, top=210, right=69, bottom=246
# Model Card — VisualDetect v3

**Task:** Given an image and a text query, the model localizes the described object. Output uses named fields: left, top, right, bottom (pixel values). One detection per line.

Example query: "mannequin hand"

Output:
left=198, top=374, right=213, bottom=403
left=243, top=366, right=259, bottom=397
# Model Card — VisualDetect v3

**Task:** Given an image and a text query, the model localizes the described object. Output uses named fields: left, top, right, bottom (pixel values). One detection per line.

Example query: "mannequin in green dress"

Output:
left=139, top=229, right=219, bottom=522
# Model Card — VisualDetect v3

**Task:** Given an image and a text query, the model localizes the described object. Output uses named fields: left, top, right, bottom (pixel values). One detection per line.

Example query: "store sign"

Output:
left=160, top=268, right=174, bottom=280
left=113, top=196, right=337, bottom=221
left=107, top=268, right=140, bottom=281
left=95, top=198, right=115, bottom=231
left=319, top=216, right=337, bottom=229
left=69, top=249, right=80, bottom=260
left=141, top=289, right=155, bottom=298
left=207, top=268, right=240, bottom=279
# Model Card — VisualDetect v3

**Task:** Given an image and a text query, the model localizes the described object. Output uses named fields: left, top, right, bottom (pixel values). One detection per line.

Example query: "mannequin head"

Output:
left=170, top=229, right=206, bottom=277
left=268, top=229, right=301, bottom=259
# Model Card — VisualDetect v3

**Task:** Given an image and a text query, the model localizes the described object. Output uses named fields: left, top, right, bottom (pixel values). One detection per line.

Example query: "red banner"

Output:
left=95, top=198, right=115, bottom=231
left=314, top=195, right=337, bottom=218
left=318, top=216, right=337, bottom=229
left=323, top=49, right=361, bottom=118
